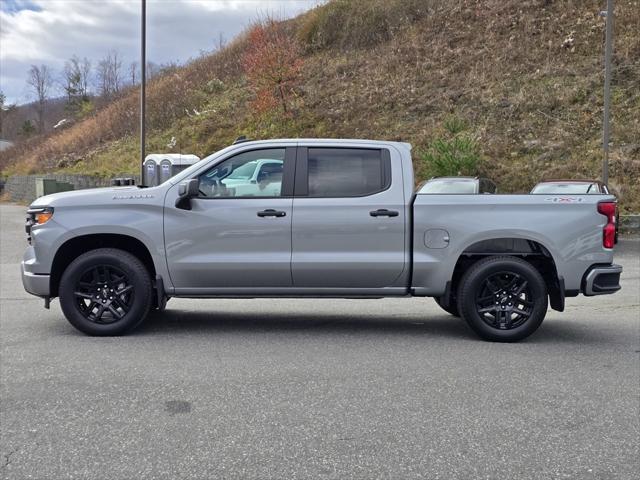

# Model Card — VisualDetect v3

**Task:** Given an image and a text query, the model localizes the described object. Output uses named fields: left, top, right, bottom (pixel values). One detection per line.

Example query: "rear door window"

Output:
left=304, top=148, right=389, bottom=197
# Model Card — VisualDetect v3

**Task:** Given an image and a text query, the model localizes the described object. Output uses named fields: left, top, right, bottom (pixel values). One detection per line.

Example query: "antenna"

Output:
left=232, top=135, right=250, bottom=145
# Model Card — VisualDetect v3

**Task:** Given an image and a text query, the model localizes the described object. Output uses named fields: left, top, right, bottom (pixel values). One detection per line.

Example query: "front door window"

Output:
left=198, top=148, right=286, bottom=198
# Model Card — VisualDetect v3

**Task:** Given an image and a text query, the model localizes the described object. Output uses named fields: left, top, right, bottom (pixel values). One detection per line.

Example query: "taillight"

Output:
left=597, top=201, right=617, bottom=249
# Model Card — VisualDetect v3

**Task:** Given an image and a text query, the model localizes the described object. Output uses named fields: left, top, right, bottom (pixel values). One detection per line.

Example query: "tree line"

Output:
left=2, top=17, right=307, bottom=142
left=1, top=51, right=169, bottom=139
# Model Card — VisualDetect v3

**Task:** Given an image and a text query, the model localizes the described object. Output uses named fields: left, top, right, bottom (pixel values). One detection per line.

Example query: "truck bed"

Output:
left=411, top=193, right=615, bottom=296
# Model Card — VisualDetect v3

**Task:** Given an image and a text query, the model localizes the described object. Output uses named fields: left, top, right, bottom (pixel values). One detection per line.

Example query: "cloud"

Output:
left=0, top=0, right=42, bottom=15
left=0, top=0, right=322, bottom=104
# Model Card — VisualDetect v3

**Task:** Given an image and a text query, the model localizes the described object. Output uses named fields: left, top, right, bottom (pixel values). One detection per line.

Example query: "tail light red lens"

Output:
left=597, top=201, right=617, bottom=249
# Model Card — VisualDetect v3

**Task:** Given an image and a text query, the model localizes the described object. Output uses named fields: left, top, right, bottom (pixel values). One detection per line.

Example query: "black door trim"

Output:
left=281, top=146, right=297, bottom=197
left=293, top=146, right=308, bottom=196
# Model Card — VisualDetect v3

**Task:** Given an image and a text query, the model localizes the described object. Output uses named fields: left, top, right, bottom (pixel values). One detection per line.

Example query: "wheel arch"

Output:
left=50, top=234, right=157, bottom=297
left=447, top=237, right=564, bottom=312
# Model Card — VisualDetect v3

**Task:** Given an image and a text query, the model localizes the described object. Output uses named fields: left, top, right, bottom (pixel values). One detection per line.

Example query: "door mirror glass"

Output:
left=175, top=178, right=200, bottom=209
left=178, top=178, right=199, bottom=197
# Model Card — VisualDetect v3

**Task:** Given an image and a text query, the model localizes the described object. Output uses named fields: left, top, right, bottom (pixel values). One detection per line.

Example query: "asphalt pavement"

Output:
left=1, top=203, right=638, bottom=479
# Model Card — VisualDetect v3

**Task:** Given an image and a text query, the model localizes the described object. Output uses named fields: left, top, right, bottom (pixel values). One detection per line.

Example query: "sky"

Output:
left=0, top=0, right=323, bottom=105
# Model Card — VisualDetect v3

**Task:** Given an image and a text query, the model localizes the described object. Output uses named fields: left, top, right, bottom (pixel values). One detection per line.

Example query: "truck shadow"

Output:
left=132, top=308, right=616, bottom=345
left=138, top=309, right=475, bottom=340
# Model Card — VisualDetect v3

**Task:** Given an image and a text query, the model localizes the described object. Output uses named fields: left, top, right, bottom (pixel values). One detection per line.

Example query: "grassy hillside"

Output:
left=1, top=0, right=638, bottom=211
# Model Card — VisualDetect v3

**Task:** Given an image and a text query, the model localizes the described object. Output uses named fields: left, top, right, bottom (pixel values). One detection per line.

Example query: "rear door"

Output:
left=291, top=145, right=407, bottom=288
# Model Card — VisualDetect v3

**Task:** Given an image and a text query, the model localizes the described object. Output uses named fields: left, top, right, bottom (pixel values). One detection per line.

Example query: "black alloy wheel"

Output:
left=73, top=264, right=134, bottom=324
left=457, top=256, right=548, bottom=342
left=59, top=248, right=153, bottom=335
left=474, top=271, right=533, bottom=330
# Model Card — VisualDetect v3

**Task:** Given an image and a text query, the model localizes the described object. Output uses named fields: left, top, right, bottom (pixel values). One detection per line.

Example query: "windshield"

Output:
left=531, top=183, right=596, bottom=194
left=419, top=179, right=477, bottom=194
left=226, top=161, right=257, bottom=180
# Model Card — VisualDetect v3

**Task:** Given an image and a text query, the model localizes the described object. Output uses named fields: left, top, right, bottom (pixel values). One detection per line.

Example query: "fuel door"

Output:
left=424, top=229, right=450, bottom=249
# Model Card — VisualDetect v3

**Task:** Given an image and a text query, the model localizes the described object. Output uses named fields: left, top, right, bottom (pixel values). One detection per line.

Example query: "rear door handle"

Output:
left=370, top=209, right=399, bottom=217
left=257, top=209, right=286, bottom=218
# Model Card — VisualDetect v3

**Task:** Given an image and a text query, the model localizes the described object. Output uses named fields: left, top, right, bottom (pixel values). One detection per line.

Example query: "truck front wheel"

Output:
left=457, top=256, right=548, bottom=342
left=58, top=248, right=153, bottom=336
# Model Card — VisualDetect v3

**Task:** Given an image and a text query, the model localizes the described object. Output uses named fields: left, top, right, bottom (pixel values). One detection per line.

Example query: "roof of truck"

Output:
left=229, top=138, right=413, bottom=151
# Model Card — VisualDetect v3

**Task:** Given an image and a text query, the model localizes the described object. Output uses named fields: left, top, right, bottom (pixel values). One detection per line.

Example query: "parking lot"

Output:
left=1, top=202, right=638, bottom=479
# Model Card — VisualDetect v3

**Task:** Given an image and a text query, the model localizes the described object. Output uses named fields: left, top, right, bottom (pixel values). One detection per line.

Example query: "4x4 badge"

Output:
left=544, top=197, right=585, bottom=203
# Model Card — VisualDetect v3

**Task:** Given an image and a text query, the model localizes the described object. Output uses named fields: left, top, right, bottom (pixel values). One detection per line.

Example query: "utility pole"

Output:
left=140, top=0, right=147, bottom=184
left=602, top=0, right=614, bottom=185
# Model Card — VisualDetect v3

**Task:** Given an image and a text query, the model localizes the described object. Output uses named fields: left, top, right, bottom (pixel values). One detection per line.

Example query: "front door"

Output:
left=164, top=146, right=295, bottom=292
left=291, top=146, right=407, bottom=288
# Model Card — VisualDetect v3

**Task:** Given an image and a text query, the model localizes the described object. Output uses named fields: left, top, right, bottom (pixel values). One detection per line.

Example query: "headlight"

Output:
left=26, top=207, right=54, bottom=244
left=28, top=206, right=54, bottom=225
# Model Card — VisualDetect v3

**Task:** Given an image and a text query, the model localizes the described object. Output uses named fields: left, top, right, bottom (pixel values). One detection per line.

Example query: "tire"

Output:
left=58, top=248, right=153, bottom=336
left=457, top=256, right=548, bottom=342
left=434, top=296, right=460, bottom=317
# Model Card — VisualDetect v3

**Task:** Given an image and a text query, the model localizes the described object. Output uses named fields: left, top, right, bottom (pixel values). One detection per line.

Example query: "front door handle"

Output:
left=370, top=209, right=399, bottom=217
left=257, top=209, right=286, bottom=218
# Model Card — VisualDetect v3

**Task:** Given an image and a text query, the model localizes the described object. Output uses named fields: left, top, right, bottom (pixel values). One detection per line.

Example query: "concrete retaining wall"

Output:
left=0, top=174, right=140, bottom=204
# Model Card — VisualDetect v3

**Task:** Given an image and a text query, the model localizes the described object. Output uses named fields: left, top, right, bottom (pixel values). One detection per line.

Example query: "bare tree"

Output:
left=95, top=59, right=109, bottom=97
left=215, top=32, right=226, bottom=51
left=96, top=51, right=123, bottom=98
left=62, top=56, right=92, bottom=115
left=63, top=59, right=80, bottom=103
left=69, top=56, right=91, bottom=97
left=0, top=90, right=17, bottom=137
left=0, top=91, right=5, bottom=136
left=26, top=64, right=53, bottom=132
left=111, top=51, right=122, bottom=93
left=129, top=61, right=138, bottom=86
left=78, top=56, right=91, bottom=96
left=146, top=61, right=160, bottom=80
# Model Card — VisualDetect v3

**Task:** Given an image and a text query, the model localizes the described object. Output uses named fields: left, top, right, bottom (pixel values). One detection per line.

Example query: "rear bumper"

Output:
left=583, top=264, right=622, bottom=296
left=21, top=262, right=50, bottom=297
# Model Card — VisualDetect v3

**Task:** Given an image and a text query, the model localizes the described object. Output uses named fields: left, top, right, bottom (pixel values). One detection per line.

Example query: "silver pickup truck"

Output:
left=21, top=139, right=622, bottom=341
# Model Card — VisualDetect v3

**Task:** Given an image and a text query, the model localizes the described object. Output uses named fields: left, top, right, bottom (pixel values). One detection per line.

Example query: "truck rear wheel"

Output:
left=58, top=248, right=153, bottom=336
left=457, top=256, right=548, bottom=342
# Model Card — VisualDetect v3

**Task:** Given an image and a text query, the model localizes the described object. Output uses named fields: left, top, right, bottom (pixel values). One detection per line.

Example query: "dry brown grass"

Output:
left=296, top=0, right=640, bottom=210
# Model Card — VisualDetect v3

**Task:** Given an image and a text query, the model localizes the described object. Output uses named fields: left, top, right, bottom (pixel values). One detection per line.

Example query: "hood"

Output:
left=30, top=185, right=165, bottom=208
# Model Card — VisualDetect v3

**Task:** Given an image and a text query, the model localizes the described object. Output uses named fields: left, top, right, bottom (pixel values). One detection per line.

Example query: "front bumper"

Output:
left=21, top=262, right=50, bottom=297
left=583, top=264, right=622, bottom=296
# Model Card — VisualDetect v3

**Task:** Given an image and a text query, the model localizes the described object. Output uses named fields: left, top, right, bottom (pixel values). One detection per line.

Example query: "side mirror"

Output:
left=175, top=179, right=199, bottom=210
